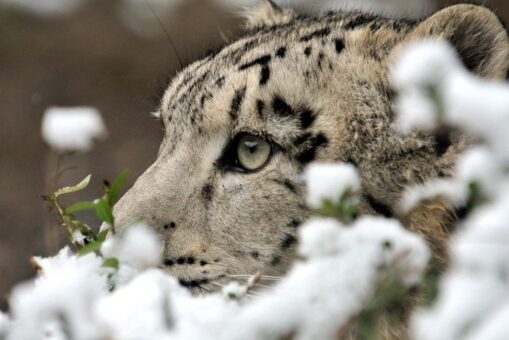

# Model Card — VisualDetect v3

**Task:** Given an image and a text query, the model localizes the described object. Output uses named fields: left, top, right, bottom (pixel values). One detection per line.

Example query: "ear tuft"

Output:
left=404, top=4, right=509, bottom=79
left=243, top=0, right=296, bottom=30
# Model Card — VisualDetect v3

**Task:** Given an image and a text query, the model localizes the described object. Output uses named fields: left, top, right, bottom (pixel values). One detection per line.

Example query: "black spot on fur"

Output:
left=229, top=87, right=246, bottom=119
left=273, top=178, right=298, bottom=194
left=179, top=278, right=209, bottom=288
left=317, top=52, right=325, bottom=69
left=281, top=234, right=296, bottom=249
left=299, top=27, right=331, bottom=42
left=164, top=259, right=174, bottom=267
left=187, top=257, right=195, bottom=265
left=276, top=47, right=287, bottom=58
left=164, top=222, right=176, bottom=230
left=202, top=184, right=214, bottom=202
left=256, top=100, right=265, bottom=119
left=250, top=251, right=260, bottom=259
left=216, top=76, right=225, bottom=88
left=288, top=218, right=301, bottom=228
left=304, top=46, right=312, bottom=56
left=270, top=256, right=281, bottom=266
left=334, top=39, right=345, bottom=54
left=300, top=109, right=316, bottom=129
left=200, top=260, right=208, bottom=266
left=364, top=194, right=393, bottom=218
left=272, top=96, right=294, bottom=116
left=294, top=132, right=312, bottom=146
left=260, top=65, right=271, bottom=85
left=434, top=130, right=452, bottom=158
left=176, top=257, right=186, bottom=265
left=239, top=54, right=272, bottom=70
left=343, top=14, right=376, bottom=30
left=297, top=133, right=329, bottom=164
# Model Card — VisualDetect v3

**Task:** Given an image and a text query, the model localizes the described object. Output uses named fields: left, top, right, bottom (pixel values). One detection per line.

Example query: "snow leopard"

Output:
left=113, top=1, right=509, bottom=293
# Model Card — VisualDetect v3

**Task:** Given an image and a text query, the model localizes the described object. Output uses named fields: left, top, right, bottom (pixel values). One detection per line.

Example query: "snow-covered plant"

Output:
left=41, top=107, right=107, bottom=153
left=392, top=40, right=509, bottom=340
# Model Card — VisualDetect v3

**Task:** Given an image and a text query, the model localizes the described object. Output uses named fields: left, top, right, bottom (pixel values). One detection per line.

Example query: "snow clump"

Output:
left=302, top=162, right=360, bottom=209
left=41, top=106, right=107, bottom=153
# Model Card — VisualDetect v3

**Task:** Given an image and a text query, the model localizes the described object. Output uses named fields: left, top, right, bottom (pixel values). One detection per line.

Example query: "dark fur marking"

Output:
left=304, top=46, right=312, bottom=56
left=239, top=54, right=272, bottom=70
left=281, top=234, right=296, bottom=249
left=202, top=184, right=214, bottom=202
left=200, top=260, right=208, bottom=266
left=334, top=39, right=345, bottom=54
left=270, top=256, right=282, bottom=266
left=288, top=218, right=301, bottom=228
left=187, top=257, right=195, bottom=265
left=317, top=52, right=325, bottom=69
left=297, top=133, right=329, bottom=164
left=164, top=259, right=174, bottom=267
left=176, top=257, right=186, bottom=265
left=256, top=100, right=265, bottom=119
left=276, top=47, right=287, bottom=58
left=272, top=96, right=294, bottom=116
left=164, top=222, right=176, bottom=230
left=434, top=130, right=452, bottom=158
left=250, top=251, right=260, bottom=259
left=364, top=194, right=393, bottom=218
left=299, top=27, right=331, bottom=42
left=216, top=76, right=225, bottom=88
left=343, top=14, right=377, bottom=30
left=260, top=65, right=271, bottom=85
left=273, top=178, right=298, bottom=194
left=179, top=278, right=209, bottom=288
left=299, top=109, right=316, bottom=129
left=294, top=132, right=312, bottom=146
left=229, top=87, right=246, bottom=119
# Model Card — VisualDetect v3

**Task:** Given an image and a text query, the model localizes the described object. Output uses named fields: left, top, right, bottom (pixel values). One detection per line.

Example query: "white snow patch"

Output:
left=302, top=162, right=360, bottom=209
left=8, top=248, right=108, bottom=340
left=101, top=222, right=162, bottom=272
left=41, top=107, right=107, bottom=153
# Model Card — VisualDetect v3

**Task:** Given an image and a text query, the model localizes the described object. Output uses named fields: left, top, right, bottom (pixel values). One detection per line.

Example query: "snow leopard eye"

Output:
left=236, top=134, right=271, bottom=171
left=218, top=133, right=273, bottom=173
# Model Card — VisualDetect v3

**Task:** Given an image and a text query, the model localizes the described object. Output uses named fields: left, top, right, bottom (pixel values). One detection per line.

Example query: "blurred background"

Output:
left=0, top=0, right=508, bottom=311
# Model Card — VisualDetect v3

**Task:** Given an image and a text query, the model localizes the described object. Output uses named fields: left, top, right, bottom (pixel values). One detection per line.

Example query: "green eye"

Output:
left=237, top=135, right=271, bottom=171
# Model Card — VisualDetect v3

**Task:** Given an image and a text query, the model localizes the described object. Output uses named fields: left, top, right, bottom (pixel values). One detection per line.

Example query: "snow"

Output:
left=71, top=230, right=86, bottom=246
left=222, top=281, right=247, bottom=300
left=102, top=222, right=163, bottom=272
left=0, top=312, right=10, bottom=338
left=393, top=40, right=509, bottom=340
left=41, top=107, right=107, bottom=153
left=7, top=248, right=108, bottom=340
left=302, top=162, right=360, bottom=209
left=95, top=270, right=176, bottom=339
left=298, top=217, right=344, bottom=258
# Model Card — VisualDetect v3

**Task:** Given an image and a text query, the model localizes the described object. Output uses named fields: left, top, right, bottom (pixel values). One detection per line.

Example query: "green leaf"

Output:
left=54, top=175, right=91, bottom=198
left=109, top=170, right=128, bottom=205
left=78, top=239, right=104, bottom=256
left=96, top=229, right=109, bottom=242
left=65, top=201, right=96, bottom=214
left=95, top=198, right=114, bottom=225
left=102, top=258, right=119, bottom=270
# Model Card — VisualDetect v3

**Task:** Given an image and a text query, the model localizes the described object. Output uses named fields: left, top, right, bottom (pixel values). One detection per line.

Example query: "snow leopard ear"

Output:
left=243, top=0, right=296, bottom=30
left=404, top=4, right=509, bottom=78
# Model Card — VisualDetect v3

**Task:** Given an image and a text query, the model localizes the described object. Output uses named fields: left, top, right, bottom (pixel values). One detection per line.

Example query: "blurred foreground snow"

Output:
left=41, top=107, right=107, bottom=153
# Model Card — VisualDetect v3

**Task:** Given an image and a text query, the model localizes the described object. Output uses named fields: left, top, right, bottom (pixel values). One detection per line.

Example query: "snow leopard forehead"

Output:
left=156, top=11, right=416, bottom=158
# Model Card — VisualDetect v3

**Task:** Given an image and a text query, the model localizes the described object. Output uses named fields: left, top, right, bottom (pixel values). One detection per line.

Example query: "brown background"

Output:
left=1, top=0, right=507, bottom=310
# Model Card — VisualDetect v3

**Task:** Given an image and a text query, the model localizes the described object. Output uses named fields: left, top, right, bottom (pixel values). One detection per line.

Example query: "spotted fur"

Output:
left=114, top=1, right=509, bottom=304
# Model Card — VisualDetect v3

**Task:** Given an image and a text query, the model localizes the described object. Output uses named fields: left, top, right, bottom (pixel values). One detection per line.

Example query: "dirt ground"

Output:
left=0, top=0, right=507, bottom=311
